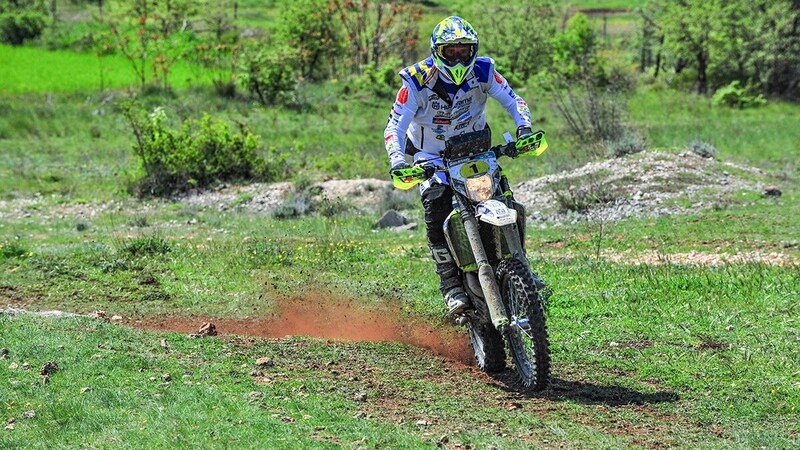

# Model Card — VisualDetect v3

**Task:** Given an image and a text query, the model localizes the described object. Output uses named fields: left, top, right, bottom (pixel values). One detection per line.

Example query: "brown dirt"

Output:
left=128, top=292, right=475, bottom=365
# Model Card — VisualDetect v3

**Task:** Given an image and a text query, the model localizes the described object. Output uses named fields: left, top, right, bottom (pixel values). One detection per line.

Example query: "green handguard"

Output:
left=515, top=130, right=548, bottom=157
left=391, top=166, right=427, bottom=190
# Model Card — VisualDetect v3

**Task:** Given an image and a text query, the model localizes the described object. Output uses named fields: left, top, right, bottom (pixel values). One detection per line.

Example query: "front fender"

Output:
left=476, top=199, right=517, bottom=226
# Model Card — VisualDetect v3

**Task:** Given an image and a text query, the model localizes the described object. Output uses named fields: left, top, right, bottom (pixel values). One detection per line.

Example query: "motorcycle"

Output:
left=391, top=128, right=551, bottom=392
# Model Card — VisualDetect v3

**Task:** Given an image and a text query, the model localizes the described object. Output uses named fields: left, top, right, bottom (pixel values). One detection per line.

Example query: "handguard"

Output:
left=391, top=165, right=428, bottom=190
left=514, top=130, right=548, bottom=157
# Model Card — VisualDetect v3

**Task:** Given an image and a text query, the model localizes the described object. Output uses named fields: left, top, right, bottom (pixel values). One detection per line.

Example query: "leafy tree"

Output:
left=647, top=0, right=800, bottom=100
left=546, top=14, right=632, bottom=144
left=275, top=0, right=340, bottom=81
left=238, top=44, right=299, bottom=106
left=102, top=0, right=199, bottom=90
left=330, top=0, right=422, bottom=73
left=186, top=0, right=240, bottom=96
left=0, top=0, right=48, bottom=45
left=460, top=0, right=557, bottom=83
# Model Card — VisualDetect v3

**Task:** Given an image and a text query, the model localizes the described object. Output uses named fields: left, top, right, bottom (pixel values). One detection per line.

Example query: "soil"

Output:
left=128, top=293, right=475, bottom=365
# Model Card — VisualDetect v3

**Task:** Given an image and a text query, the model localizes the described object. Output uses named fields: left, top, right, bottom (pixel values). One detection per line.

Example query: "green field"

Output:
left=0, top=45, right=201, bottom=94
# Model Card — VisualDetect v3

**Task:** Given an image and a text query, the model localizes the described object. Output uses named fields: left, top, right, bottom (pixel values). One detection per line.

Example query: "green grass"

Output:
left=0, top=45, right=201, bottom=94
left=629, top=89, right=800, bottom=170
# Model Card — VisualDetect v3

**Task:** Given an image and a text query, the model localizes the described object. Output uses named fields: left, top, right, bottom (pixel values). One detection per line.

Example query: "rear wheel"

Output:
left=497, top=259, right=550, bottom=392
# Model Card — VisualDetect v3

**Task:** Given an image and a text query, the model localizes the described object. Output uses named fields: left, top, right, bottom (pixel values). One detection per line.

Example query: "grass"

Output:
left=0, top=44, right=200, bottom=95
left=1, top=204, right=798, bottom=447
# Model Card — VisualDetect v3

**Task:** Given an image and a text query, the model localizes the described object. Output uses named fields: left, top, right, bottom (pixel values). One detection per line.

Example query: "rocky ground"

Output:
left=1, top=150, right=792, bottom=266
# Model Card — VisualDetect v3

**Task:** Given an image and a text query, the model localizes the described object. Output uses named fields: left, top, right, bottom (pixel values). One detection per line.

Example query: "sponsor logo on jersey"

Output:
left=433, top=118, right=452, bottom=125
left=397, top=86, right=409, bottom=105
left=494, top=71, right=504, bottom=84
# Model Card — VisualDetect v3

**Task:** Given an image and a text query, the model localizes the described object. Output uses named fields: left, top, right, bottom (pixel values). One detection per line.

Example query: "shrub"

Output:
left=712, top=81, right=766, bottom=109
left=607, top=130, right=648, bottom=158
left=0, top=240, right=28, bottom=259
left=0, top=11, right=47, bottom=45
left=552, top=182, right=618, bottom=213
left=352, top=57, right=401, bottom=99
left=123, top=104, right=282, bottom=196
left=238, top=44, right=298, bottom=106
left=686, top=139, right=719, bottom=159
left=121, top=236, right=171, bottom=257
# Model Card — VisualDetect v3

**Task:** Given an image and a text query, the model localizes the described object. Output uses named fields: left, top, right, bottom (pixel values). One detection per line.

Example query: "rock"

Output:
left=160, top=339, right=168, bottom=349
left=40, top=361, right=59, bottom=376
left=374, top=210, right=408, bottom=229
left=249, top=391, right=263, bottom=398
left=0, top=348, right=8, bottom=359
left=111, top=315, right=123, bottom=322
left=162, top=373, right=172, bottom=382
left=354, top=392, right=367, bottom=402
left=21, top=411, right=35, bottom=419
left=763, top=186, right=782, bottom=197
left=8, top=362, right=18, bottom=370
left=191, top=322, right=217, bottom=337
left=391, top=222, right=418, bottom=232
left=90, top=311, right=109, bottom=321
left=255, top=357, right=274, bottom=368
left=80, top=387, right=92, bottom=394
left=415, top=420, right=430, bottom=427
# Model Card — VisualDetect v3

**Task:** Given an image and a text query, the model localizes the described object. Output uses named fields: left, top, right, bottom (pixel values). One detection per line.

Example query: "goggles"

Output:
left=438, top=44, right=475, bottom=65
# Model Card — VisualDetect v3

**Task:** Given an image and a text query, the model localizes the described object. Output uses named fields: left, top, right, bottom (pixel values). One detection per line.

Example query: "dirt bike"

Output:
left=391, top=128, right=551, bottom=392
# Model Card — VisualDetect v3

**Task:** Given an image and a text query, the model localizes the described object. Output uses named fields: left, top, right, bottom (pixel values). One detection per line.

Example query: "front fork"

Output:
left=455, top=194, right=509, bottom=330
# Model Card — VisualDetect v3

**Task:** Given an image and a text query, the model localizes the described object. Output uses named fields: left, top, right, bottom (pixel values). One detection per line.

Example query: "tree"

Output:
left=103, top=0, right=199, bottom=90
left=330, top=0, right=422, bottom=73
left=460, top=0, right=557, bottom=83
left=275, top=0, right=340, bottom=81
left=650, top=0, right=800, bottom=99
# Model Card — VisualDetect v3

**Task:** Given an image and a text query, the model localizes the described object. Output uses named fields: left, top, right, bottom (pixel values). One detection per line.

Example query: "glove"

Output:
left=389, top=161, right=410, bottom=177
left=516, top=126, right=533, bottom=140
left=506, top=126, right=534, bottom=158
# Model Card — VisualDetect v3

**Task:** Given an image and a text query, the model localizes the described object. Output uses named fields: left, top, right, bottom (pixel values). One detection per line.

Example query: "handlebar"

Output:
left=391, top=130, right=548, bottom=190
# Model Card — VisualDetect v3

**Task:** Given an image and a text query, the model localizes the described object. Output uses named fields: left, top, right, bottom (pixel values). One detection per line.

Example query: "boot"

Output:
left=431, top=244, right=472, bottom=315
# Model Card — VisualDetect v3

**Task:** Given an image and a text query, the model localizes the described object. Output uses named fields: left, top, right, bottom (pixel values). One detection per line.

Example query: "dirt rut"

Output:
left=131, top=293, right=476, bottom=365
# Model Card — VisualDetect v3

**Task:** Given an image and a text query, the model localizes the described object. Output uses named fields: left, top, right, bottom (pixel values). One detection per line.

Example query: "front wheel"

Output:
left=467, top=318, right=506, bottom=373
left=497, top=259, right=550, bottom=392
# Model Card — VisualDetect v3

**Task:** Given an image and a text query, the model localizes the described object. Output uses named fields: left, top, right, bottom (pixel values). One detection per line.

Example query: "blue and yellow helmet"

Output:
left=430, top=16, right=479, bottom=86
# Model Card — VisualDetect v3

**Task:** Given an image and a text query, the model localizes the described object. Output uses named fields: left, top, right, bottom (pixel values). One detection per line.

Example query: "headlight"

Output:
left=465, top=174, right=494, bottom=202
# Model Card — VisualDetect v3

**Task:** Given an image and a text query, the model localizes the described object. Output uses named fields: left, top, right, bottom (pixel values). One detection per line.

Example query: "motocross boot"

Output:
left=431, top=244, right=472, bottom=315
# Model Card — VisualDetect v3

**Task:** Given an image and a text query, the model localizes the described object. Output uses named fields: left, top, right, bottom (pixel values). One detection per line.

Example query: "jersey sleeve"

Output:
left=487, top=66, right=532, bottom=129
left=383, top=80, right=419, bottom=168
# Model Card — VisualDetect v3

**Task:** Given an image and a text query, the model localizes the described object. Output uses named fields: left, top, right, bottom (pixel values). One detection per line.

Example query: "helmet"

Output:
left=430, top=16, right=479, bottom=86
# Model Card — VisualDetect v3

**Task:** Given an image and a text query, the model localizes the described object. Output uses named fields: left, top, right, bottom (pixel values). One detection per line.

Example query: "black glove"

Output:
left=389, top=161, right=410, bottom=177
left=516, top=126, right=533, bottom=140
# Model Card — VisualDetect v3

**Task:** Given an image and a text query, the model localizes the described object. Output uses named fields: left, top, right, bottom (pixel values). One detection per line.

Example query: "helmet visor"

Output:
left=438, top=44, right=476, bottom=65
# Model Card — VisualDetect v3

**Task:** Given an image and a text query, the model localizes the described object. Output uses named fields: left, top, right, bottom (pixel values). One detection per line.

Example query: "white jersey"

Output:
left=384, top=56, right=532, bottom=168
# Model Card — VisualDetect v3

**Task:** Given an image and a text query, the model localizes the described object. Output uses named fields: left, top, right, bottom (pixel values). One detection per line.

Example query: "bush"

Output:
left=238, top=44, right=298, bottom=106
left=0, top=11, right=47, bottom=45
left=123, top=104, right=283, bottom=196
left=352, top=57, right=401, bottom=99
left=0, top=240, right=28, bottom=259
left=607, top=130, right=648, bottom=158
left=712, top=81, right=766, bottom=109
left=685, top=139, right=719, bottom=159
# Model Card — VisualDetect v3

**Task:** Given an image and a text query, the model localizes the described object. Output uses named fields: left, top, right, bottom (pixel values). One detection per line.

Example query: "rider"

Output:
left=384, top=16, right=535, bottom=315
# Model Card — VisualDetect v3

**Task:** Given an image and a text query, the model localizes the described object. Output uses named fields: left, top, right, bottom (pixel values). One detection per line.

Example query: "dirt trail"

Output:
left=130, top=293, right=475, bottom=365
